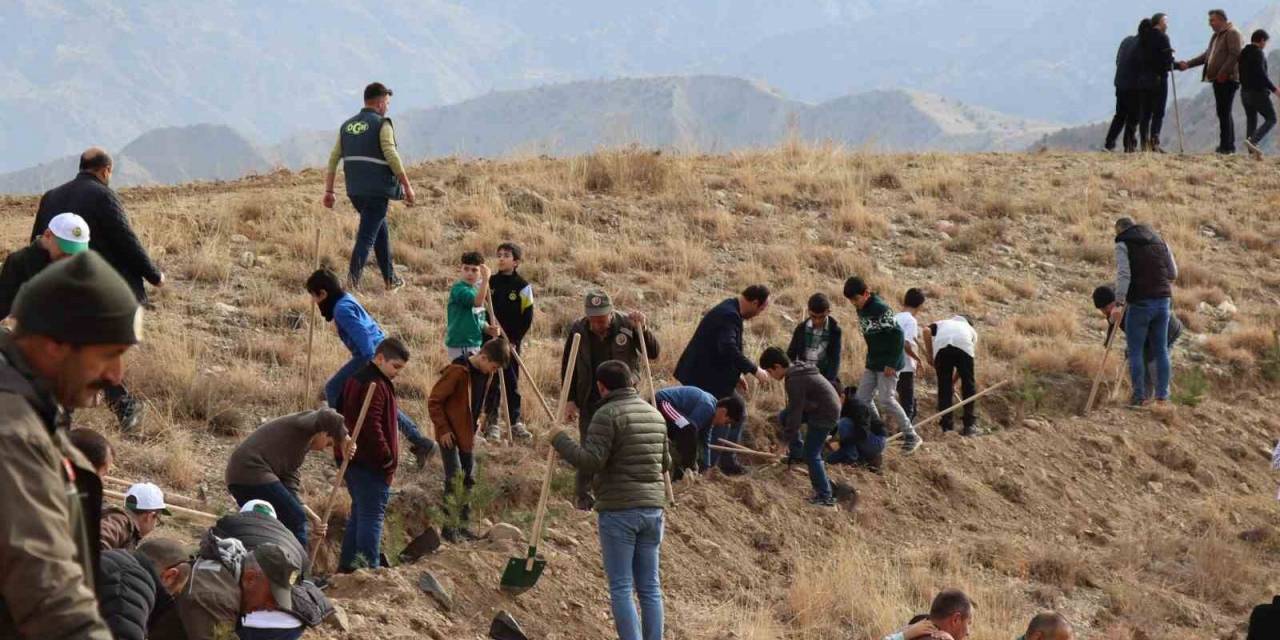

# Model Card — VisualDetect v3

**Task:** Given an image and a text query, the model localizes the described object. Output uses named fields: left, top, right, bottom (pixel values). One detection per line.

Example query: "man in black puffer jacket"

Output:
left=211, top=501, right=309, bottom=576
left=97, top=538, right=193, bottom=640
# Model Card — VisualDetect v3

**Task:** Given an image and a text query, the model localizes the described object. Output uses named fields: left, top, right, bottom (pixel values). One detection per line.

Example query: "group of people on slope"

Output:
left=1107, top=9, right=1280, bottom=157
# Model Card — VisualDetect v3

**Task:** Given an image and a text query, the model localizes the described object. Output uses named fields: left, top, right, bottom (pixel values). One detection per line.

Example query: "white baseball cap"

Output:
left=47, top=213, right=90, bottom=255
left=125, top=482, right=171, bottom=515
left=240, top=499, right=278, bottom=519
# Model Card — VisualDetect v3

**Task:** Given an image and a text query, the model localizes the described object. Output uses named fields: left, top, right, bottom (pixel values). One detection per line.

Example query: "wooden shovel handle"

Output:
left=525, top=333, right=581, bottom=570
left=103, top=488, right=218, bottom=522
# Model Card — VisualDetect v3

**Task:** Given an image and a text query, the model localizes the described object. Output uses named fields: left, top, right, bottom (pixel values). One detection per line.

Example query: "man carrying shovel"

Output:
left=552, top=360, right=670, bottom=640
left=1091, top=284, right=1182, bottom=403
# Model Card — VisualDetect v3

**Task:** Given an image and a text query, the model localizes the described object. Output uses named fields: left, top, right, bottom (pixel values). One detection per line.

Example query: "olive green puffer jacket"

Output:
left=552, top=388, right=671, bottom=511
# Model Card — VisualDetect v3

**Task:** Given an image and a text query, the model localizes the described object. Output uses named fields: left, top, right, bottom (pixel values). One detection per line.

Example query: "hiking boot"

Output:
left=385, top=275, right=406, bottom=292
left=410, top=441, right=437, bottom=471
left=808, top=495, right=837, bottom=508
left=901, top=434, right=922, bottom=454
left=1150, top=135, right=1166, bottom=153
left=1246, top=139, right=1263, bottom=159
left=114, top=398, right=143, bottom=433
left=441, top=527, right=460, bottom=544
left=512, top=422, right=532, bottom=440
left=483, top=423, right=502, bottom=441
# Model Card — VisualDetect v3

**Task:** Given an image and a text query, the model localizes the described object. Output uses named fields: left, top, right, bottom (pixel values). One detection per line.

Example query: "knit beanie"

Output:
left=12, top=250, right=142, bottom=345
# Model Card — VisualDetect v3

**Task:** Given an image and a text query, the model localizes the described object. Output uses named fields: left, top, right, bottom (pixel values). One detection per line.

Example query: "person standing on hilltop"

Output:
left=561, top=291, right=659, bottom=510
left=674, top=285, right=771, bottom=475
left=1178, top=9, right=1244, bottom=154
left=1240, top=29, right=1279, bottom=159
left=322, top=82, right=415, bottom=292
left=1141, top=13, right=1176, bottom=152
left=0, top=251, right=144, bottom=640
left=29, top=148, right=163, bottom=431
left=1103, top=22, right=1145, bottom=152
left=1109, top=217, right=1178, bottom=407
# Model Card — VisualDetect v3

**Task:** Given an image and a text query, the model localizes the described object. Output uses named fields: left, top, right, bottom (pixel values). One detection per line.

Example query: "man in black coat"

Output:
left=1143, top=13, right=1177, bottom=152
left=97, top=538, right=193, bottom=640
left=673, top=284, right=771, bottom=473
left=1104, top=25, right=1145, bottom=152
left=30, top=148, right=163, bottom=430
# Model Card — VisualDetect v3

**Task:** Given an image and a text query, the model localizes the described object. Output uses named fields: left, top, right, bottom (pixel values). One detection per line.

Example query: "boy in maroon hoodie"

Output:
left=337, top=337, right=409, bottom=572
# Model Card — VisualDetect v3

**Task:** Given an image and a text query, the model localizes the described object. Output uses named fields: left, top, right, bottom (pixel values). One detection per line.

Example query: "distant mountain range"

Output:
left=0, top=76, right=1057, bottom=194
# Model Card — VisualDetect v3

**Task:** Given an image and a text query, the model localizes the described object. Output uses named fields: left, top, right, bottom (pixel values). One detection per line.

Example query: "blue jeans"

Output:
left=1125, top=298, right=1171, bottom=403
left=598, top=508, right=664, bottom=640
left=827, top=417, right=887, bottom=465
left=803, top=422, right=834, bottom=500
left=228, top=482, right=309, bottom=548
left=705, top=421, right=743, bottom=470
left=347, top=195, right=394, bottom=285
left=326, top=355, right=434, bottom=451
left=338, top=463, right=391, bottom=571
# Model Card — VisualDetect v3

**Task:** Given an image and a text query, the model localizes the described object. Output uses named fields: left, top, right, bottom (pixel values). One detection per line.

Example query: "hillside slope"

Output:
left=1, top=149, right=1277, bottom=638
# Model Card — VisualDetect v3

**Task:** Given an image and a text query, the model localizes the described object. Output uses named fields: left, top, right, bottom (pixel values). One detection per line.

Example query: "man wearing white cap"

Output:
left=0, top=212, right=90, bottom=319
left=101, top=482, right=170, bottom=551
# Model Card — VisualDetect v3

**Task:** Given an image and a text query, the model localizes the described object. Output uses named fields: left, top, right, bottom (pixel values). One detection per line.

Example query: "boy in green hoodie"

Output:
left=843, top=277, right=920, bottom=453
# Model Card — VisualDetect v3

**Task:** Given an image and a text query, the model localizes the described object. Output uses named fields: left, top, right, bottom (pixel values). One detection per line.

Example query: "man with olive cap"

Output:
left=0, top=250, right=143, bottom=639
left=176, top=537, right=303, bottom=640
left=560, top=290, right=659, bottom=510
left=0, top=211, right=92, bottom=320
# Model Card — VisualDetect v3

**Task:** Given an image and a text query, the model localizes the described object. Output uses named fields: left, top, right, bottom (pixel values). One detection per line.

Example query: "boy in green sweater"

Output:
left=445, top=252, right=499, bottom=359
left=843, top=277, right=921, bottom=454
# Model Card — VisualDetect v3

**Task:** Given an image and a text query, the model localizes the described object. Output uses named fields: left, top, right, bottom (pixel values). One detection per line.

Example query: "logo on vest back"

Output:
left=615, top=334, right=629, bottom=346
left=344, top=121, right=370, bottom=135
left=508, top=292, right=518, bottom=301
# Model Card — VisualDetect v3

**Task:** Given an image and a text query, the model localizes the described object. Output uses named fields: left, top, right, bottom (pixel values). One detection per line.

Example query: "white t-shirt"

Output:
left=894, top=311, right=920, bottom=373
left=931, top=316, right=978, bottom=358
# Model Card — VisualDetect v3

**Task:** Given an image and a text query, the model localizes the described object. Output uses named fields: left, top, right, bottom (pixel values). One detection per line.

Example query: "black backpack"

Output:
left=1249, top=596, right=1280, bottom=640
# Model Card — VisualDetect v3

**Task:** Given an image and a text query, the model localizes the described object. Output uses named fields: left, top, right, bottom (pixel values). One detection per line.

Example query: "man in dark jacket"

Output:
left=552, top=360, right=670, bottom=640
left=761, top=348, right=838, bottom=507
left=322, top=82, right=415, bottom=291
left=0, top=251, right=141, bottom=640
left=560, top=291, right=658, bottom=510
left=1178, top=9, right=1245, bottom=154
left=1240, top=30, right=1279, bottom=158
left=97, top=538, right=192, bottom=640
left=785, top=292, right=842, bottom=388
left=30, top=148, right=160, bottom=430
left=1142, top=13, right=1177, bottom=152
left=211, top=501, right=310, bottom=577
left=1104, top=27, right=1145, bottom=152
left=489, top=241, right=535, bottom=437
left=0, top=212, right=90, bottom=318
left=1111, top=218, right=1178, bottom=406
left=674, top=285, right=771, bottom=473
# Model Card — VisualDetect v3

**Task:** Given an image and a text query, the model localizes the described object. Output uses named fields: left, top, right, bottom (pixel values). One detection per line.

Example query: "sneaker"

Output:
left=901, top=434, right=922, bottom=454
left=960, top=424, right=981, bottom=437
left=410, top=441, right=437, bottom=471
left=808, top=495, right=837, bottom=508
left=114, top=398, right=143, bottom=433
left=483, top=423, right=501, bottom=441
left=385, top=275, right=406, bottom=292
left=512, top=422, right=532, bottom=440
left=1246, top=139, right=1263, bottom=159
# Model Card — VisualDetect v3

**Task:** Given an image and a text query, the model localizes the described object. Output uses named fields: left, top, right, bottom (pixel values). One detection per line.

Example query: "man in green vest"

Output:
left=560, top=291, right=659, bottom=511
left=322, top=82, right=416, bottom=292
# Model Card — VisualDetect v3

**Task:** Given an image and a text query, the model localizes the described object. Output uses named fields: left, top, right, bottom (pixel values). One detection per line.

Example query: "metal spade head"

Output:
left=399, top=527, right=441, bottom=564
left=499, top=555, right=546, bottom=595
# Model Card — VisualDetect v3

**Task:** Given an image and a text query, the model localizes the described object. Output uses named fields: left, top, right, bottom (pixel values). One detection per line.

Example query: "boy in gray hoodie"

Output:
left=761, top=347, right=838, bottom=507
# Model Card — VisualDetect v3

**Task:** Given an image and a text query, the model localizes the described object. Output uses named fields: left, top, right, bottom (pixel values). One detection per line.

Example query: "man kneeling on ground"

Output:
left=882, top=588, right=973, bottom=640
left=654, top=386, right=741, bottom=481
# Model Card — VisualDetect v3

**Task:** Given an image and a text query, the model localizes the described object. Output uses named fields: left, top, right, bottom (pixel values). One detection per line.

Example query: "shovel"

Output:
left=500, top=332, right=581, bottom=595
left=1084, top=308, right=1126, bottom=415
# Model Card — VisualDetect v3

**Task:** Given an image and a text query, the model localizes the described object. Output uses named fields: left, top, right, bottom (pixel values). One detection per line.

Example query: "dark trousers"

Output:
left=1213, top=81, right=1240, bottom=152
left=1146, top=77, right=1168, bottom=140
left=441, top=445, right=475, bottom=524
left=896, top=371, right=917, bottom=421
left=503, top=341, right=523, bottom=423
left=935, top=346, right=976, bottom=431
left=1133, top=89, right=1153, bottom=148
left=237, top=626, right=304, bottom=640
left=1105, top=90, right=1142, bottom=150
left=228, top=482, right=310, bottom=548
left=347, top=195, right=395, bottom=286
left=576, top=409, right=596, bottom=501
left=1243, top=89, right=1277, bottom=145
left=663, top=419, right=701, bottom=481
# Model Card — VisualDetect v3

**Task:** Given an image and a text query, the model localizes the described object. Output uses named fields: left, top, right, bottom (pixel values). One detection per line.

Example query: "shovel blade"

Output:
left=499, top=556, right=546, bottom=595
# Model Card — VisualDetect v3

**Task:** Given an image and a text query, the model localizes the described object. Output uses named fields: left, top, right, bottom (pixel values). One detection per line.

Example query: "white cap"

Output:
left=240, top=499, right=278, bottom=519
left=125, top=482, right=171, bottom=515
left=47, top=213, right=90, bottom=255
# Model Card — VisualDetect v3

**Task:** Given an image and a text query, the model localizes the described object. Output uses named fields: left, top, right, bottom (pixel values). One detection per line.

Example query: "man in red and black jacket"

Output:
left=335, top=337, right=409, bottom=572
